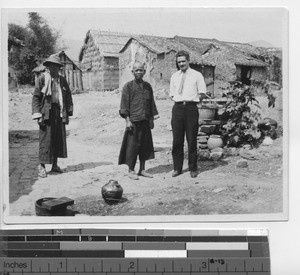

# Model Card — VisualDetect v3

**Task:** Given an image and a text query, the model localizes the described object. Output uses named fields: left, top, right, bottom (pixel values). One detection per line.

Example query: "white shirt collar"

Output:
left=180, top=67, right=191, bottom=74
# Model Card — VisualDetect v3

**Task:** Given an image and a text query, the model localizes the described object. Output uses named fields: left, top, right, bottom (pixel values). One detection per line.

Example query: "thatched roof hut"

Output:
left=32, top=51, right=83, bottom=91
left=79, top=30, right=131, bottom=61
left=32, top=51, right=81, bottom=72
left=124, top=34, right=216, bottom=66
left=175, top=36, right=268, bottom=67
left=78, top=29, right=279, bottom=94
left=174, top=36, right=269, bottom=94
left=226, top=41, right=282, bottom=85
left=79, top=30, right=132, bottom=90
left=119, top=35, right=216, bottom=95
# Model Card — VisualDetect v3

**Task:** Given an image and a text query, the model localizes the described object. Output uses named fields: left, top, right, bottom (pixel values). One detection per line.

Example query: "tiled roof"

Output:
left=175, top=36, right=268, bottom=67
left=87, top=30, right=131, bottom=57
left=121, top=35, right=215, bottom=66
left=79, top=29, right=269, bottom=67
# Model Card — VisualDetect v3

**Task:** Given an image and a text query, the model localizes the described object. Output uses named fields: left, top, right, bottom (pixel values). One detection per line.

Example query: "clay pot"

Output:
left=102, top=180, right=123, bottom=204
left=207, top=135, right=223, bottom=150
left=198, top=106, right=216, bottom=121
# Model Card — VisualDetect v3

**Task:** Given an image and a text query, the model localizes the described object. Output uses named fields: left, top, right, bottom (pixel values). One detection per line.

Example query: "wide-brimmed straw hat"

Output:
left=43, top=54, right=63, bottom=67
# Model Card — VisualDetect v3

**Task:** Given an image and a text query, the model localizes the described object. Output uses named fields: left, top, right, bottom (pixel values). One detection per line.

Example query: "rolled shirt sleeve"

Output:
left=170, top=68, right=207, bottom=102
left=169, top=74, right=176, bottom=99
left=197, top=73, right=207, bottom=95
left=151, top=89, right=159, bottom=118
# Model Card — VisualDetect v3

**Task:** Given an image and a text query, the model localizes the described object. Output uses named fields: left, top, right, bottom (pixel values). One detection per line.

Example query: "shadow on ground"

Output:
left=154, top=146, right=170, bottom=153
left=200, top=160, right=229, bottom=172
left=147, top=164, right=173, bottom=174
left=147, top=160, right=229, bottom=175
left=8, top=130, right=114, bottom=203
left=48, top=162, right=114, bottom=175
left=9, top=130, right=40, bottom=203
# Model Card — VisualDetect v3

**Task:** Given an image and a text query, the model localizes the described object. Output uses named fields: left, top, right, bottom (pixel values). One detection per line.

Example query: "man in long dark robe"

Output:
left=118, top=62, right=158, bottom=180
left=32, top=54, right=73, bottom=177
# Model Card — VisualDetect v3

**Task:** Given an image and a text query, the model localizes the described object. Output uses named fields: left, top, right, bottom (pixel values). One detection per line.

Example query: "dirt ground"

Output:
left=8, top=86, right=285, bottom=217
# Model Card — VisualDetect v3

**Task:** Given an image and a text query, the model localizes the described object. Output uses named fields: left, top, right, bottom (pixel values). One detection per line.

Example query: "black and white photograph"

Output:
left=1, top=6, right=288, bottom=223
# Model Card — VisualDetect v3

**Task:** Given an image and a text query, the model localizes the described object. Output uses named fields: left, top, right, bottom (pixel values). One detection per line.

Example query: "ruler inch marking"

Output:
left=0, top=228, right=270, bottom=274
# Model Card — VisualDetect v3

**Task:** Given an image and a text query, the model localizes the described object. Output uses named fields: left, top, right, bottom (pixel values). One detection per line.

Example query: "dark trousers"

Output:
left=39, top=104, right=67, bottom=164
left=118, top=120, right=155, bottom=170
left=171, top=103, right=199, bottom=172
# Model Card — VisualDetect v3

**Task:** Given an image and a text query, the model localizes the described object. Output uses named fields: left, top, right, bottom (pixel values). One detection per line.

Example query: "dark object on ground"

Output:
left=228, top=135, right=240, bottom=147
left=35, top=197, right=75, bottom=216
left=42, top=196, right=74, bottom=211
left=258, top=118, right=278, bottom=139
left=258, top=118, right=278, bottom=130
left=102, top=179, right=123, bottom=204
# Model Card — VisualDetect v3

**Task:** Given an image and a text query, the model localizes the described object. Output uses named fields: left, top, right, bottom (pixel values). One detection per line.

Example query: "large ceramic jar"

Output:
left=207, top=135, right=223, bottom=150
left=198, top=106, right=216, bottom=121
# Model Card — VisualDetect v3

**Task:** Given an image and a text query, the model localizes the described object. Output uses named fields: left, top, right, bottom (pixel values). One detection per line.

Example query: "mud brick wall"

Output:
left=151, top=51, right=177, bottom=96
left=103, top=57, right=119, bottom=90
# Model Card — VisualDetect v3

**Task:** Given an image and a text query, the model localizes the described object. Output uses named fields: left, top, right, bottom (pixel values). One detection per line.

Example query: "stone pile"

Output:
left=197, top=120, right=223, bottom=161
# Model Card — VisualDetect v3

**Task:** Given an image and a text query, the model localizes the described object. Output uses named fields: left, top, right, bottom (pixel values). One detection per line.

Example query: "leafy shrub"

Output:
left=218, top=82, right=262, bottom=147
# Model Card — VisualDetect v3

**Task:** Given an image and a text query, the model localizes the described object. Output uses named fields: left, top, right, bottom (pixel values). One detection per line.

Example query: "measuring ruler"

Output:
left=0, top=228, right=270, bottom=274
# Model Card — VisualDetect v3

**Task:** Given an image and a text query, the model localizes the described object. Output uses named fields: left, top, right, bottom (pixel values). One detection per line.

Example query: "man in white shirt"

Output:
left=170, top=50, right=208, bottom=178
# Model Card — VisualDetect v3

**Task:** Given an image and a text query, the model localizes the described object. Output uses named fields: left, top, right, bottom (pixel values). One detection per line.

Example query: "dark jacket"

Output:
left=32, top=74, right=73, bottom=124
left=119, top=80, right=158, bottom=122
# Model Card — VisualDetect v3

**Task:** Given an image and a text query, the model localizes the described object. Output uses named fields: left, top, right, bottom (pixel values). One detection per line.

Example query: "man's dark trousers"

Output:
left=171, top=102, right=199, bottom=172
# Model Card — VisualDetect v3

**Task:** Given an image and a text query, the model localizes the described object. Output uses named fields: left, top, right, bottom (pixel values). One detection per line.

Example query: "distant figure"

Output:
left=32, top=54, right=73, bottom=178
left=118, top=62, right=159, bottom=180
left=170, top=50, right=208, bottom=178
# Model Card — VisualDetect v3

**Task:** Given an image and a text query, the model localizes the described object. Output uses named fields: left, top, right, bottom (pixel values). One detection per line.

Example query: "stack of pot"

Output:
left=197, top=99, right=224, bottom=155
